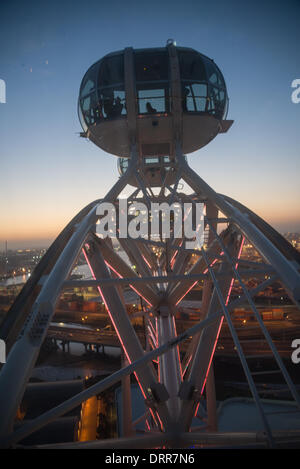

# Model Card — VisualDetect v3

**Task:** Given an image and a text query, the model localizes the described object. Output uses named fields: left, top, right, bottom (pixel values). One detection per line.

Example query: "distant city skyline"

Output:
left=1, top=0, right=300, bottom=249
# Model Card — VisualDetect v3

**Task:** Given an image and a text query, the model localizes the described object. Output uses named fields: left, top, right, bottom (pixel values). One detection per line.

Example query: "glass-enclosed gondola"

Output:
left=78, top=44, right=231, bottom=160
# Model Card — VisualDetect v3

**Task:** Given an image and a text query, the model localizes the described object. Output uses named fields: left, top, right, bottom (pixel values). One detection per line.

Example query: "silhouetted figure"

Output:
left=111, top=96, right=123, bottom=117
left=104, top=95, right=123, bottom=118
left=146, top=102, right=157, bottom=114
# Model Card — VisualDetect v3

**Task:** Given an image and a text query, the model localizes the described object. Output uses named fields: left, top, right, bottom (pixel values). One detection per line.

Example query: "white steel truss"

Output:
left=0, top=143, right=300, bottom=449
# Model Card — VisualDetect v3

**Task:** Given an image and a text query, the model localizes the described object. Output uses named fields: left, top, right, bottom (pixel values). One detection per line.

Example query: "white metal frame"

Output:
left=0, top=141, right=300, bottom=448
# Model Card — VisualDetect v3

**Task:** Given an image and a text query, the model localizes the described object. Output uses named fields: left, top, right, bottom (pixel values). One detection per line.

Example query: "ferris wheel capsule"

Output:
left=78, top=44, right=233, bottom=159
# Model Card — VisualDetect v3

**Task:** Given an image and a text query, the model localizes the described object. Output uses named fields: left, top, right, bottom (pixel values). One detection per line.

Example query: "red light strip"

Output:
left=176, top=254, right=223, bottom=306
left=155, top=410, right=164, bottom=431
left=170, top=239, right=183, bottom=269
left=148, top=318, right=157, bottom=338
left=82, top=248, right=132, bottom=365
left=141, top=254, right=152, bottom=270
left=194, top=401, right=200, bottom=419
left=175, top=280, right=199, bottom=306
left=199, top=237, right=245, bottom=398
left=200, top=316, right=224, bottom=396
left=82, top=248, right=149, bottom=401
left=104, top=259, right=153, bottom=307
left=156, top=317, right=160, bottom=383
left=148, top=325, right=156, bottom=342
left=82, top=247, right=162, bottom=431
left=148, top=335, right=156, bottom=351
left=149, top=335, right=157, bottom=351
left=225, top=237, right=245, bottom=306
left=172, top=315, right=183, bottom=381
left=203, top=253, right=223, bottom=274
left=182, top=354, right=192, bottom=377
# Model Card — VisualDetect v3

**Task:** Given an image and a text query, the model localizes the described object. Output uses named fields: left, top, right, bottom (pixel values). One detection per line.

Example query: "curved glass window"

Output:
left=78, top=91, right=100, bottom=127
left=178, top=51, right=206, bottom=82
left=79, top=53, right=126, bottom=130
left=178, top=50, right=228, bottom=120
left=135, top=51, right=170, bottom=115
left=98, top=54, right=124, bottom=88
left=78, top=100, right=88, bottom=132
left=80, top=63, right=98, bottom=98
left=97, top=54, right=126, bottom=119
left=98, top=86, right=126, bottom=119
left=183, top=83, right=208, bottom=112
left=203, top=58, right=225, bottom=88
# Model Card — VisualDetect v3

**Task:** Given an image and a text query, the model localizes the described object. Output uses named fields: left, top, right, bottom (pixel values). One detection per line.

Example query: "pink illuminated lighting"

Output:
left=172, top=315, right=183, bottom=381
left=104, top=259, right=153, bottom=307
left=82, top=247, right=162, bottom=431
left=175, top=281, right=199, bottom=306
left=194, top=401, right=200, bottom=418
left=200, top=316, right=224, bottom=396
left=170, top=240, right=183, bottom=269
left=141, top=254, right=152, bottom=270
left=225, top=237, right=245, bottom=306
left=182, top=354, right=192, bottom=377
left=175, top=255, right=222, bottom=306
left=199, top=237, right=245, bottom=398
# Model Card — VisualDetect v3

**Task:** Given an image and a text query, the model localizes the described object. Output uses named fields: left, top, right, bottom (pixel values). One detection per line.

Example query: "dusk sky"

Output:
left=0, top=0, right=299, bottom=249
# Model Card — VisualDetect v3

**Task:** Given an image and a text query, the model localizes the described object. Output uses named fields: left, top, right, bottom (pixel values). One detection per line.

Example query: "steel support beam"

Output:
left=0, top=203, right=99, bottom=438
left=157, top=307, right=182, bottom=419
left=121, top=354, right=134, bottom=437
left=0, top=308, right=221, bottom=447
left=177, top=145, right=300, bottom=306
left=83, top=239, right=171, bottom=429
left=202, top=201, right=218, bottom=432
left=0, top=145, right=139, bottom=440
left=168, top=229, right=230, bottom=305
left=92, top=235, right=159, bottom=306
left=178, top=233, right=242, bottom=431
